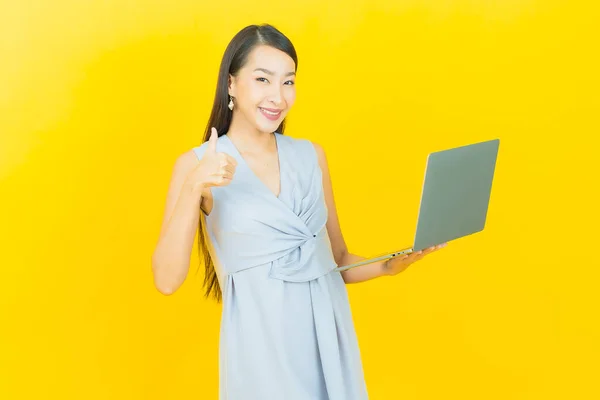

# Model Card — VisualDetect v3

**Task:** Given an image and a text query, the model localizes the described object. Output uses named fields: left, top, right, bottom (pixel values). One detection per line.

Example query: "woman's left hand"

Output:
left=382, top=242, right=447, bottom=276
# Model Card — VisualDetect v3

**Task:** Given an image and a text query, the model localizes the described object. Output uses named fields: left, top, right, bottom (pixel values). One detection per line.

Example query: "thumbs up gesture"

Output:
left=187, top=127, right=238, bottom=191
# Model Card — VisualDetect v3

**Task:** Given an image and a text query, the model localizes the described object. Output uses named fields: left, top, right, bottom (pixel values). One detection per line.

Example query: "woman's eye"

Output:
left=255, top=77, right=294, bottom=85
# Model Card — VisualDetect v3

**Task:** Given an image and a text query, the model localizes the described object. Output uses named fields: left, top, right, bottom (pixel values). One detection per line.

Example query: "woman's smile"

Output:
left=259, top=107, right=283, bottom=120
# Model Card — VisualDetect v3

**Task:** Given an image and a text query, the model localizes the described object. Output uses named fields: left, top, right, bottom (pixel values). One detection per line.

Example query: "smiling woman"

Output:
left=150, top=24, right=371, bottom=399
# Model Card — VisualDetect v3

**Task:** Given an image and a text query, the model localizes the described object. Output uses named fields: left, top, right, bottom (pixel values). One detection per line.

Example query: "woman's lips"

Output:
left=259, top=107, right=282, bottom=121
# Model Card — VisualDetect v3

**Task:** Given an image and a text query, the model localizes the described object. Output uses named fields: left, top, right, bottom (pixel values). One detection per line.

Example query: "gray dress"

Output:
left=192, top=133, right=369, bottom=400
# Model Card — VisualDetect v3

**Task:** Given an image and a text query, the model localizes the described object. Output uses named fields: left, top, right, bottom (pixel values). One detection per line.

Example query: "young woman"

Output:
left=152, top=24, right=445, bottom=400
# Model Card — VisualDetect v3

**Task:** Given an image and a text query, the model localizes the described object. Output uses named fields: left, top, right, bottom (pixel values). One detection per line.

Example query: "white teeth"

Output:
left=260, top=108, right=280, bottom=116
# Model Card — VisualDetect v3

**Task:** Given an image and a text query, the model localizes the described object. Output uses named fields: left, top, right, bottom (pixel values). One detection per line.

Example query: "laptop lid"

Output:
left=412, top=138, right=500, bottom=252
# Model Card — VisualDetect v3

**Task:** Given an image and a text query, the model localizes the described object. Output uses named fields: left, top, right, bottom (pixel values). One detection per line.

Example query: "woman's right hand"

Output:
left=186, top=127, right=238, bottom=192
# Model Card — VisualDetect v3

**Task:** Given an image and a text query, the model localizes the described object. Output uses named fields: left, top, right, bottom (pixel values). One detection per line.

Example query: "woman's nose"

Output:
left=268, top=87, right=284, bottom=105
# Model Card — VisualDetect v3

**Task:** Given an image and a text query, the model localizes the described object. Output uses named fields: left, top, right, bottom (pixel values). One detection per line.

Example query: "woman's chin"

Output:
left=255, top=118, right=283, bottom=133
left=257, top=125, right=278, bottom=134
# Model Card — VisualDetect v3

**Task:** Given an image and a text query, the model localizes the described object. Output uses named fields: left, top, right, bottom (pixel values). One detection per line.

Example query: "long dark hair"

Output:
left=198, top=24, right=298, bottom=302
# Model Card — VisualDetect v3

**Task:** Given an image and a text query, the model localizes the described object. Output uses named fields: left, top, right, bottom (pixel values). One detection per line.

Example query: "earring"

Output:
left=228, top=96, right=234, bottom=110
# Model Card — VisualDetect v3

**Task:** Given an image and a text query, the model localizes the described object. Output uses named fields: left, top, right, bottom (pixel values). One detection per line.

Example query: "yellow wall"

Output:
left=1, top=1, right=598, bottom=398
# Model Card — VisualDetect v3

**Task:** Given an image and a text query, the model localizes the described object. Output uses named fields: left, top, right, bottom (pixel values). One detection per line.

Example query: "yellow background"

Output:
left=1, top=0, right=598, bottom=398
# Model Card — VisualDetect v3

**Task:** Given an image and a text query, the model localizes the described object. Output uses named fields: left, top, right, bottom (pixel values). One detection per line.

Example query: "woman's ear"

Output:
left=228, top=74, right=236, bottom=97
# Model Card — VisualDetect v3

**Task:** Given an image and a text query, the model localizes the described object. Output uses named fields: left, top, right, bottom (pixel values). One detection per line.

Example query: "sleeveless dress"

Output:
left=192, top=132, right=369, bottom=400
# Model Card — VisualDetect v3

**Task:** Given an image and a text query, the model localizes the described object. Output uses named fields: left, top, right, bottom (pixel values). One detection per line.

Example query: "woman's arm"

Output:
left=312, top=142, right=390, bottom=284
left=335, top=252, right=391, bottom=283
left=151, top=150, right=205, bottom=295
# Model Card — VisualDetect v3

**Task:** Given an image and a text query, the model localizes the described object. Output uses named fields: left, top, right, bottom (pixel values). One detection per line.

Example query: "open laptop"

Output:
left=334, top=138, right=500, bottom=273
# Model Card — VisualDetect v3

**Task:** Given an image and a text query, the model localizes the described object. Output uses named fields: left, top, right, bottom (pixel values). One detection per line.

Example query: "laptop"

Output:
left=334, top=138, right=500, bottom=273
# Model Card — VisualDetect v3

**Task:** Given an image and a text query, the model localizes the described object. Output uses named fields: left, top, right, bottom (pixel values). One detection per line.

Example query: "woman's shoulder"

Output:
left=175, top=136, right=214, bottom=173
left=173, top=148, right=201, bottom=172
left=278, top=133, right=322, bottom=158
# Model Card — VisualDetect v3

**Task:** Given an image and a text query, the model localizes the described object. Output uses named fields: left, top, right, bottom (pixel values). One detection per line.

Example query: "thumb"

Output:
left=207, top=127, right=218, bottom=154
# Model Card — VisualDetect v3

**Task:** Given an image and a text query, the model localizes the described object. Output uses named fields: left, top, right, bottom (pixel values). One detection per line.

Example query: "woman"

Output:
left=152, top=24, right=445, bottom=400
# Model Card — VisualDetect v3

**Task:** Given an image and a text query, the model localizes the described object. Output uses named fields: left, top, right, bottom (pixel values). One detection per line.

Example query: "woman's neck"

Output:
left=226, top=113, right=274, bottom=153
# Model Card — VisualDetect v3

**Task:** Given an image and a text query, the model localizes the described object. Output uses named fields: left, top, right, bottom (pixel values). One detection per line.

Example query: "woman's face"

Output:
left=229, top=45, right=297, bottom=134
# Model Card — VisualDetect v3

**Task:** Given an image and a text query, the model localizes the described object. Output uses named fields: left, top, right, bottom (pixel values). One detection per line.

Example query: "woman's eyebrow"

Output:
left=253, top=67, right=296, bottom=77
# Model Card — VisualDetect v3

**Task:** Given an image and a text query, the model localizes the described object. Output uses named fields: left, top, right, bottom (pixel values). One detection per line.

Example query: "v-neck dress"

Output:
left=192, top=132, right=369, bottom=400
